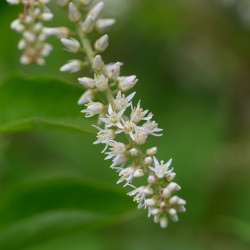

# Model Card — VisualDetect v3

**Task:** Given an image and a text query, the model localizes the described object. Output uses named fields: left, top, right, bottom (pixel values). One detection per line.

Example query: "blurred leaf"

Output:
left=0, top=178, right=136, bottom=249
left=0, top=75, right=95, bottom=134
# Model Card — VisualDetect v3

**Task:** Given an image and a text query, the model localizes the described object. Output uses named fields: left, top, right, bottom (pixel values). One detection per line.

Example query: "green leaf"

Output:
left=0, top=74, right=95, bottom=134
left=0, top=178, right=136, bottom=249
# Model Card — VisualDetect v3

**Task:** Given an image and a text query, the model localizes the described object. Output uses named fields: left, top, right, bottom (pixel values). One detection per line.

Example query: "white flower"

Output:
left=128, top=186, right=153, bottom=209
left=110, top=152, right=129, bottom=169
left=60, top=60, right=82, bottom=73
left=133, top=127, right=148, bottom=145
left=78, top=89, right=95, bottom=105
left=96, top=18, right=116, bottom=33
left=105, top=141, right=126, bottom=160
left=40, top=12, right=54, bottom=21
left=95, top=34, right=109, bottom=52
left=81, top=101, right=104, bottom=117
left=113, top=91, right=135, bottom=112
left=68, top=2, right=82, bottom=22
left=130, top=101, right=153, bottom=124
left=115, top=117, right=135, bottom=140
left=92, top=125, right=115, bottom=152
left=100, top=104, right=125, bottom=128
left=61, top=38, right=80, bottom=53
left=94, top=74, right=108, bottom=91
left=118, top=75, right=138, bottom=92
left=149, top=157, right=173, bottom=179
left=117, top=166, right=135, bottom=186
left=142, top=120, right=163, bottom=136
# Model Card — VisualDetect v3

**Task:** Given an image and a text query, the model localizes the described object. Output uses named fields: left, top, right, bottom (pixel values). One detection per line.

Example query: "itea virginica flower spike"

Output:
left=7, top=0, right=67, bottom=65
left=9, top=0, right=186, bottom=228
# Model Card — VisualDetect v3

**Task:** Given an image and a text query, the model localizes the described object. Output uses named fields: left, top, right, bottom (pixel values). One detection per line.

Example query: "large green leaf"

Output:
left=0, top=75, right=95, bottom=134
left=0, top=178, right=136, bottom=249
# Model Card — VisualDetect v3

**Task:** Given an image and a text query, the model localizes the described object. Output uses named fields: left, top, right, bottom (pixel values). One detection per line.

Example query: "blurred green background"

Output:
left=1, top=0, right=250, bottom=249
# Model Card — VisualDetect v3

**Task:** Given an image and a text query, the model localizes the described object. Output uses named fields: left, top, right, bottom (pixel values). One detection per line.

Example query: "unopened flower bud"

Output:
left=166, top=172, right=176, bottom=182
left=95, top=34, right=109, bottom=52
left=88, top=1, right=104, bottom=21
left=96, top=18, right=116, bottom=33
left=160, top=217, right=168, bottom=228
left=107, top=62, right=121, bottom=80
left=81, top=16, right=94, bottom=33
left=169, top=196, right=179, bottom=205
left=43, top=27, right=70, bottom=38
left=177, top=205, right=186, bottom=213
left=144, top=187, right=153, bottom=196
left=169, top=208, right=178, bottom=222
left=146, top=147, right=157, bottom=156
left=78, top=77, right=95, bottom=89
left=18, top=39, right=26, bottom=50
left=130, top=148, right=138, bottom=157
left=167, top=182, right=181, bottom=192
left=61, top=38, right=80, bottom=53
left=60, top=60, right=82, bottom=73
left=145, top=198, right=156, bottom=207
left=81, top=102, right=104, bottom=117
left=20, top=55, right=31, bottom=65
left=177, top=198, right=186, bottom=206
left=151, top=209, right=160, bottom=215
left=68, top=2, right=81, bottom=22
left=118, top=75, right=138, bottom=92
left=134, top=128, right=147, bottom=145
left=133, top=169, right=144, bottom=178
left=41, top=43, right=53, bottom=57
left=7, top=0, right=20, bottom=4
left=78, top=89, right=95, bottom=105
left=11, top=19, right=25, bottom=32
left=92, top=55, right=104, bottom=71
left=40, top=12, right=53, bottom=21
left=148, top=175, right=156, bottom=184
left=23, top=31, right=36, bottom=42
left=162, top=187, right=171, bottom=198
left=144, top=156, right=153, bottom=166
left=79, top=0, right=92, bottom=5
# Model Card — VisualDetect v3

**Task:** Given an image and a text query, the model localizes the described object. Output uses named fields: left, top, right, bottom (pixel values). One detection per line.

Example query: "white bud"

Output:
left=60, top=60, right=82, bottom=73
left=118, top=75, right=138, bottom=92
left=81, top=16, right=94, bottom=33
left=7, top=0, right=20, bottom=4
left=78, top=89, right=95, bottom=105
left=133, top=169, right=144, bottom=178
left=96, top=18, right=116, bottom=33
left=43, top=27, right=70, bottom=38
left=160, top=217, right=168, bottom=228
left=33, top=22, right=43, bottom=32
left=81, top=102, right=104, bottom=117
left=20, top=55, right=31, bottom=65
left=130, top=148, right=138, bottom=157
left=57, top=0, right=69, bottom=7
left=162, top=188, right=171, bottom=198
left=143, top=187, right=153, bottom=196
left=147, top=175, right=156, bottom=184
left=36, top=57, right=45, bottom=66
left=40, top=12, right=54, bottom=21
left=78, top=77, right=95, bottom=89
left=61, top=38, right=80, bottom=53
left=151, top=209, right=160, bottom=215
left=166, top=172, right=176, bottom=182
left=169, top=196, right=179, bottom=205
left=134, top=128, right=147, bottom=145
left=177, top=205, right=186, bottom=213
left=144, top=156, right=153, bottom=166
left=88, top=1, right=104, bottom=21
left=167, top=182, right=181, bottom=192
left=145, top=198, right=156, bottom=207
left=23, top=31, right=36, bottom=42
left=95, top=74, right=108, bottom=91
left=68, top=2, right=81, bottom=22
left=41, top=43, right=53, bottom=57
left=95, top=34, right=109, bottom=52
left=18, top=39, right=26, bottom=50
left=11, top=19, right=25, bottom=32
left=92, top=55, right=104, bottom=71
left=169, top=208, right=178, bottom=222
left=107, top=62, right=121, bottom=80
left=177, top=198, right=186, bottom=206
left=146, top=147, right=157, bottom=156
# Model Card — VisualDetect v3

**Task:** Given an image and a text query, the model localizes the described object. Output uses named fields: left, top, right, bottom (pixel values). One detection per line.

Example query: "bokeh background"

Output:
left=1, top=0, right=250, bottom=249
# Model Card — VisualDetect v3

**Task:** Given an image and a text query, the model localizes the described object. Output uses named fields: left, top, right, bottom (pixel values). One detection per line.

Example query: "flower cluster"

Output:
left=7, top=0, right=69, bottom=65
left=58, top=0, right=186, bottom=228
left=9, top=0, right=186, bottom=228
